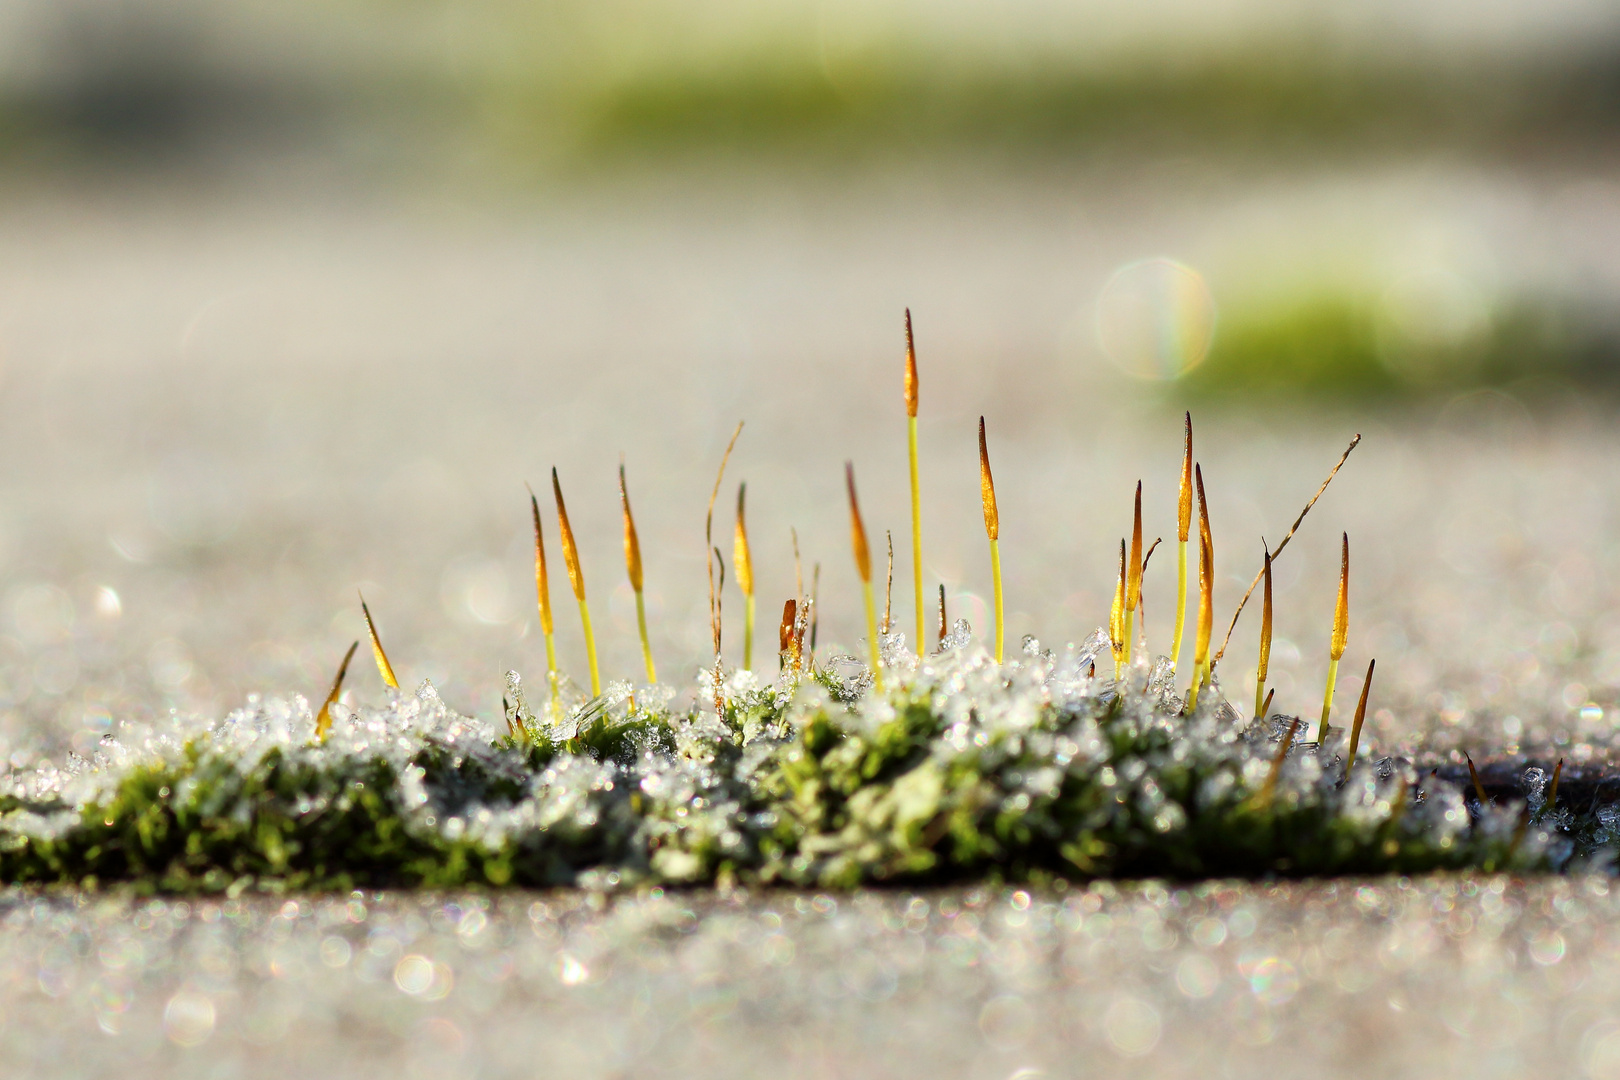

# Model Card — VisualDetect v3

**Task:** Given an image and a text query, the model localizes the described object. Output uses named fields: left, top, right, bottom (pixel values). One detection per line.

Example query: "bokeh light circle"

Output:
left=1095, top=258, right=1217, bottom=380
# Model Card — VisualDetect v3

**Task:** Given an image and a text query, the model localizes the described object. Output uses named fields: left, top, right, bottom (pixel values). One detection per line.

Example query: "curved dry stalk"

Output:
left=1255, top=541, right=1272, bottom=723
left=1125, top=480, right=1143, bottom=666
left=1137, top=537, right=1163, bottom=643
left=882, top=530, right=894, bottom=635
left=1214, top=434, right=1360, bottom=664
left=314, top=640, right=359, bottom=741
left=704, top=422, right=744, bottom=669
left=1141, top=537, right=1162, bottom=575
left=359, top=593, right=398, bottom=690
left=710, top=546, right=726, bottom=715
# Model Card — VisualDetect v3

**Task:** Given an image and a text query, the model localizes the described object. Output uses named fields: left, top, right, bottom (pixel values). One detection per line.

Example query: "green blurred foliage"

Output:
left=1179, top=291, right=1620, bottom=400
left=554, top=52, right=1620, bottom=160
left=2, top=1, right=1619, bottom=163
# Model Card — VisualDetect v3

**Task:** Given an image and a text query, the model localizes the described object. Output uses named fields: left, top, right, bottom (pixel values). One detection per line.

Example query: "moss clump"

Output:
left=0, top=634, right=1557, bottom=893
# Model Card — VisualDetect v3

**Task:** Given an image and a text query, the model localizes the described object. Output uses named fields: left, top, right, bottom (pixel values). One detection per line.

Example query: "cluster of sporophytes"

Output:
left=0, top=314, right=1577, bottom=891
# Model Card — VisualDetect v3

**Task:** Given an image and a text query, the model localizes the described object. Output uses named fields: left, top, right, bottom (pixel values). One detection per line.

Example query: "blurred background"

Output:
left=2, top=0, right=1620, bottom=762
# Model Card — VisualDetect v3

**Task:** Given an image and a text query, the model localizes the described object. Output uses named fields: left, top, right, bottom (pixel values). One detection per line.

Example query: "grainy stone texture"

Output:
left=2, top=879, right=1616, bottom=1079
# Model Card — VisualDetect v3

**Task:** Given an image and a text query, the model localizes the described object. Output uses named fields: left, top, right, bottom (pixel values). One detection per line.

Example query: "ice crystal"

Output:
left=0, top=636, right=1564, bottom=891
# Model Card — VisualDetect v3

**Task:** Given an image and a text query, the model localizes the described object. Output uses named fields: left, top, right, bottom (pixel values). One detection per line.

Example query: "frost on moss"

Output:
left=0, top=630, right=1550, bottom=893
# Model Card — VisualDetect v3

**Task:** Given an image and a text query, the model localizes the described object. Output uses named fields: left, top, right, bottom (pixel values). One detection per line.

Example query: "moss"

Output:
left=0, top=651, right=1569, bottom=893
